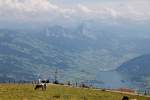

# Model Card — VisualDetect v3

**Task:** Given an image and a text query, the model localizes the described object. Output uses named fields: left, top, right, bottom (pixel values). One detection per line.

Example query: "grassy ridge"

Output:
left=0, top=84, right=149, bottom=100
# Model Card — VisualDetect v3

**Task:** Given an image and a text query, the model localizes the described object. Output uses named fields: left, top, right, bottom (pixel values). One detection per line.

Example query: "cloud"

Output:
left=0, top=0, right=150, bottom=23
left=0, top=0, right=62, bottom=13
left=77, top=4, right=92, bottom=13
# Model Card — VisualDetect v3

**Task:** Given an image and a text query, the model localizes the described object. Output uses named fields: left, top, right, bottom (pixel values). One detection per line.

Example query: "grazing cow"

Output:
left=34, top=83, right=47, bottom=90
left=122, top=96, right=129, bottom=100
left=80, top=83, right=89, bottom=88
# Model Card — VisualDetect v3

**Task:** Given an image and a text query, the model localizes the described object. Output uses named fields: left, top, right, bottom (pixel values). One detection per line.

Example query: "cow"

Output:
left=122, top=96, right=129, bottom=100
left=34, top=83, right=47, bottom=90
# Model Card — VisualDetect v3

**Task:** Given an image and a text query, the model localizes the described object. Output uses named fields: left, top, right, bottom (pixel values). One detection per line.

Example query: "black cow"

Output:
left=34, top=83, right=47, bottom=90
left=122, top=96, right=129, bottom=100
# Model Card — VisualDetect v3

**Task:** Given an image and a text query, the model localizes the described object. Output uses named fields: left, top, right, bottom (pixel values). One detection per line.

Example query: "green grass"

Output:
left=0, top=84, right=149, bottom=100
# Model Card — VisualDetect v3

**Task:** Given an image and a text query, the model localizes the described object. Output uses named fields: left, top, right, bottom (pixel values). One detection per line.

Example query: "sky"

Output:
left=0, top=0, right=150, bottom=27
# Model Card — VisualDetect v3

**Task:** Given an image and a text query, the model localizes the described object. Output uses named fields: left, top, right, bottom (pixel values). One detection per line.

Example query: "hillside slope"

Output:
left=117, top=55, right=150, bottom=88
left=0, top=84, right=149, bottom=100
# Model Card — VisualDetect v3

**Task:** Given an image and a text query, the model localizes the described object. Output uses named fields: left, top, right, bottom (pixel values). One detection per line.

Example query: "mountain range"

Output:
left=0, top=22, right=150, bottom=89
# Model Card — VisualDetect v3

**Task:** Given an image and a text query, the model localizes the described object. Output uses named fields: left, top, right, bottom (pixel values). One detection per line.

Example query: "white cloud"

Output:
left=0, top=0, right=150, bottom=22
left=0, top=0, right=61, bottom=13
left=77, top=4, right=92, bottom=13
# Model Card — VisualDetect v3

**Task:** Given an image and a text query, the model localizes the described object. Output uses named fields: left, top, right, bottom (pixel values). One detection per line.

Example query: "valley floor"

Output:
left=0, top=84, right=149, bottom=100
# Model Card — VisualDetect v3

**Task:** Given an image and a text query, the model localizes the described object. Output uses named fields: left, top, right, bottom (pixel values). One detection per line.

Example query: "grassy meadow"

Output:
left=0, top=84, right=149, bottom=100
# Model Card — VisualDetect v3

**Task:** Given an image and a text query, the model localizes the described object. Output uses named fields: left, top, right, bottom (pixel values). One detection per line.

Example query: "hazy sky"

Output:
left=0, top=0, right=150, bottom=25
